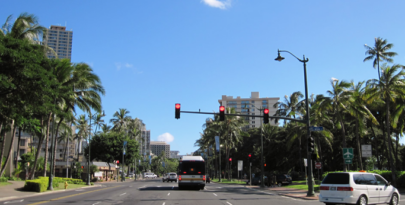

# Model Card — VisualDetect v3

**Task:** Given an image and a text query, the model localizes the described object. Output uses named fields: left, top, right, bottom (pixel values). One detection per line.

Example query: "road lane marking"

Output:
left=119, top=193, right=126, bottom=196
left=162, top=203, right=165, bottom=205
left=167, top=193, right=170, bottom=196
left=226, top=202, right=232, bottom=205
left=213, top=193, right=217, bottom=196
left=4, top=199, right=24, bottom=204
left=92, top=202, right=101, bottom=205
left=27, top=185, right=121, bottom=205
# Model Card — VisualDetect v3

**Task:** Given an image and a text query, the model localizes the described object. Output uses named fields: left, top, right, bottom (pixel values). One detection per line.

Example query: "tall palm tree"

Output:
left=273, top=91, right=304, bottom=173
left=100, top=124, right=112, bottom=134
left=74, top=115, right=89, bottom=161
left=364, top=37, right=397, bottom=80
left=366, top=64, right=405, bottom=187
left=316, top=78, right=352, bottom=171
left=0, top=13, right=46, bottom=43
left=110, top=109, right=131, bottom=132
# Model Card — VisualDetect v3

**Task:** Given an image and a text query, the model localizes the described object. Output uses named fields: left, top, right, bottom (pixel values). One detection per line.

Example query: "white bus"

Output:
left=178, top=156, right=206, bottom=190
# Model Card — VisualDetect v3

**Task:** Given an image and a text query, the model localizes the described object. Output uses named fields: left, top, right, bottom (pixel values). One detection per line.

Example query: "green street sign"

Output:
left=344, top=159, right=353, bottom=164
left=343, top=148, right=354, bottom=159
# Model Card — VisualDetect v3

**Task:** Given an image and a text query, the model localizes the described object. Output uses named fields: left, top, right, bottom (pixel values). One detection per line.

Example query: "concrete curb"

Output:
left=0, top=185, right=101, bottom=202
left=280, top=193, right=319, bottom=200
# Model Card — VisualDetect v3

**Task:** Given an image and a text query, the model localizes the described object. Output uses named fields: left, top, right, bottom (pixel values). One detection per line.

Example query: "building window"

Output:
left=252, top=117, right=255, bottom=119
left=262, top=105, right=268, bottom=108
left=252, top=121, right=255, bottom=124
left=262, top=100, right=267, bottom=104
left=20, top=139, right=26, bottom=146
left=251, top=101, right=255, bottom=103
left=252, top=125, right=255, bottom=128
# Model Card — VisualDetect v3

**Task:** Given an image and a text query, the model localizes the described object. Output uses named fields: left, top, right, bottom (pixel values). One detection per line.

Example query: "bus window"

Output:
left=179, top=161, right=205, bottom=175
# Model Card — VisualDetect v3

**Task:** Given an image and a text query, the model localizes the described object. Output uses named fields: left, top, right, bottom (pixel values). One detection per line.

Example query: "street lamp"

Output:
left=275, top=49, right=315, bottom=197
left=87, top=111, right=105, bottom=186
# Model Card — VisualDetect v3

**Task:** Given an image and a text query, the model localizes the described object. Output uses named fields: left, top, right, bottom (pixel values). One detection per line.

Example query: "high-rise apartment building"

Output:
left=170, top=151, right=180, bottom=159
left=150, top=141, right=170, bottom=158
left=42, top=25, right=73, bottom=60
left=218, top=92, right=280, bottom=130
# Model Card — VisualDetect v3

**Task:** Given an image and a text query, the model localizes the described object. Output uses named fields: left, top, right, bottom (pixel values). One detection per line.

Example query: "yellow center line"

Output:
left=27, top=185, right=122, bottom=205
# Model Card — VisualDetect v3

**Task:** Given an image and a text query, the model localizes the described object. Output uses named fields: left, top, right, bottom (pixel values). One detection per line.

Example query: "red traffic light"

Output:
left=264, top=108, right=269, bottom=114
left=229, top=158, right=232, bottom=162
left=175, top=104, right=181, bottom=109
left=175, top=103, right=181, bottom=119
left=219, top=106, right=225, bottom=112
left=116, top=160, right=119, bottom=164
left=81, top=166, right=83, bottom=169
left=248, top=154, right=251, bottom=158
left=264, top=164, right=267, bottom=167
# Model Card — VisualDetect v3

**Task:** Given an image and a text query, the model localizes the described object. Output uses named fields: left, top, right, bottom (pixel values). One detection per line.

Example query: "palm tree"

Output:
left=1, top=13, right=46, bottom=43
left=366, top=64, right=405, bottom=187
left=75, top=115, right=89, bottom=161
left=273, top=91, right=304, bottom=173
left=100, top=124, right=112, bottom=134
left=110, top=109, right=131, bottom=132
left=316, top=78, right=352, bottom=171
left=364, top=37, right=397, bottom=80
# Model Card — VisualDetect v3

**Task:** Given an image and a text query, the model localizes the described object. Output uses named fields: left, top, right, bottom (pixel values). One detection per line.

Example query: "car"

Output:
left=319, top=171, right=400, bottom=205
left=276, top=174, right=292, bottom=186
left=205, top=175, right=211, bottom=183
left=144, top=173, right=157, bottom=178
left=165, top=172, right=177, bottom=182
left=128, top=173, right=134, bottom=178
left=247, top=175, right=268, bottom=185
left=162, top=173, right=169, bottom=182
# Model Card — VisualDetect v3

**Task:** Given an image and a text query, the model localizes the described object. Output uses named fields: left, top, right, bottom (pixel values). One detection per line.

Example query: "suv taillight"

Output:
left=337, top=187, right=353, bottom=191
left=320, top=186, right=329, bottom=190
left=203, top=175, right=206, bottom=181
left=178, top=175, right=182, bottom=181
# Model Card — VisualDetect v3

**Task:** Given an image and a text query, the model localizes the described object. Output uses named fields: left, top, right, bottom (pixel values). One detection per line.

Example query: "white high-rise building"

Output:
left=218, top=92, right=279, bottom=130
left=150, top=141, right=170, bottom=158
left=42, top=25, right=73, bottom=60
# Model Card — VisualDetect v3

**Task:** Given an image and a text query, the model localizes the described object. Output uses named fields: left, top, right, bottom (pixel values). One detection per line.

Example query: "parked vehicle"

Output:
left=164, top=172, right=177, bottom=182
left=319, top=171, right=399, bottom=205
left=205, top=175, right=211, bottom=183
left=276, top=174, right=292, bottom=186
left=144, top=173, right=157, bottom=178
left=247, top=175, right=268, bottom=185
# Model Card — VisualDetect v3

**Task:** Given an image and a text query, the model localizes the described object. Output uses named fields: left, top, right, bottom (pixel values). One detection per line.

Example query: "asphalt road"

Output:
left=2, top=178, right=404, bottom=205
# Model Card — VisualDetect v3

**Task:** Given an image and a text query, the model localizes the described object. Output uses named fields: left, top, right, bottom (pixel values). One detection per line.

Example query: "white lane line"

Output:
left=168, top=193, right=170, bottom=196
left=92, top=202, right=101, bottom=205
left=226, top=202, right=232, bottom=205
left=213, top=193, right=217, bottom=196
left=157, top=186, right=161, bottom=187
left=4, top=199, right=24, bottom=204
left=162, top=203, right=165, bottom=205
left=119, top=193, right=126, bottom=196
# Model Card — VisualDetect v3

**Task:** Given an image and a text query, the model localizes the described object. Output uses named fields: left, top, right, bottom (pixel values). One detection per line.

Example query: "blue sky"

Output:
left=3, top=0, right=405, bottom=154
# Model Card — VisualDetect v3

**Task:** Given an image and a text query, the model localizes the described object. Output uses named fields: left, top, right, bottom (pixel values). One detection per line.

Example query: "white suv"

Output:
left=319, top=172, right=399, bottom=205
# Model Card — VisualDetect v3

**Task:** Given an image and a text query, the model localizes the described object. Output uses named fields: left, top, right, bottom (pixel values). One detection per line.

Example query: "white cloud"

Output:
left=125, top=63, right=133, bottom=68
left=202, top=0, right=231, bottom=9
left=331, top=77, right=339, bottom=82
left=157, top=133, right=174, bottom=144
left=115, top=62, right=122, bottom=70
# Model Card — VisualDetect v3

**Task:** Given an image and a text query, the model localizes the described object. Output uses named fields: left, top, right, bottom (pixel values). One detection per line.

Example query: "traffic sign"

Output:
left=315, top=162, right=322, bottom=169
left=361, top=145, right=372, bottom=158
left=343, top=148, right=354, bottom=159
left=309, top=126, right=324, bottom=131
left=344, top=159, right=353, bottom=164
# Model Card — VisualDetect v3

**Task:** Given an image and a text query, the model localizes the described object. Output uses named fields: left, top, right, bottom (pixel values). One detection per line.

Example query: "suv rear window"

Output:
left=322, top=173, right=350, bottom=184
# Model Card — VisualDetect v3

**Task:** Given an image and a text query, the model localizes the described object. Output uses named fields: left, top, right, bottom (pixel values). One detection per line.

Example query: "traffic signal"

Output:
left=248, top=153, right=251, bottom=164
left=219, top=106, right=225, bottom=121
left=175, top=103, right=181, bottom=119
left=264, top=163, right=266, bottom=167
left=116, top=160, right=119, bottom=164
left=308, top=136, right=315, bottom=153
left=229, top=158, right=232, bottom=162
left=81, top=166, right=83, bottom=169
left=263, top=108, right=269, bottom=124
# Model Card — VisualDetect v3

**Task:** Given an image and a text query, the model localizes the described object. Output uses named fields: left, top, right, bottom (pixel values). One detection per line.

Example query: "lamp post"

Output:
left=275, top=49, right=314, bottom=197
left=87, top=111, right=105, bottom=186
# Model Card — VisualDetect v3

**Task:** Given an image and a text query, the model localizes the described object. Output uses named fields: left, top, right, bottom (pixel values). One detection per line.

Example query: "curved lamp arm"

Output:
left=277, top=49, right=309, bottom=63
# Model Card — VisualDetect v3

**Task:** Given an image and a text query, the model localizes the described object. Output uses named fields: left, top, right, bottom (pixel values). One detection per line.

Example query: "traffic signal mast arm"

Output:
left=176, top=109, right=305, bottom=122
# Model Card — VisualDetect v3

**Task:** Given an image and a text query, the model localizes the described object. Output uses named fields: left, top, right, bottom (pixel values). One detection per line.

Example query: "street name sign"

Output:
left=309, top=126, right=324, bottom=131
left=361, top=145, right=372, bottom=158
left=343, top=148, right=354, bottom=159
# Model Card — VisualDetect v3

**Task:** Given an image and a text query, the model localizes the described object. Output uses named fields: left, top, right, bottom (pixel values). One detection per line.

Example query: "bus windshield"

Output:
left=179, top=161, right=205, bottom=175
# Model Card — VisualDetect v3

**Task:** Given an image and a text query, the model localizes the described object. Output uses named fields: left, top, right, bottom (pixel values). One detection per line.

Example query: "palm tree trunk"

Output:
left=30, top=117, right=44, bottom=179
left=0, top=120, right=16, bottom=176
left=0, top=126, right=6, bottom=174
left=15, top=127, right=22, bottom=169
left=52, top=118, right=64, bottom=176
left=355, top=120, right=363, bottom=170
left=369, top=123, right=381, bottom=169
left=395, top=133, right=401, bottom=170
left=44, top=112, right=52, bottom=177
left=337, top=110, right=347, bottom=172
left=385, top=100, right=396, bottom=186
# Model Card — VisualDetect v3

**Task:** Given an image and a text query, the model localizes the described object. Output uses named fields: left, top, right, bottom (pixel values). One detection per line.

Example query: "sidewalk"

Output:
left=246, top=185, right=318, bottom=200
left=0, top=180, right=100, bottom=202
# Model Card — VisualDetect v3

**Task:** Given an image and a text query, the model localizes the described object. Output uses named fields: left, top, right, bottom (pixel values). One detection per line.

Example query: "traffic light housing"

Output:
left=248, top=153, right=251, bottom=164
left=308, top=136, right=315, bottom=153
left=229, top=158, right=232, bottom=162
left=263, top=108, right=269, bottom=124
left=175, top=103, right=181, bottom=119
left=264, top=163, right=266, bottom=167
left=219, top=106, right=225, bottom=121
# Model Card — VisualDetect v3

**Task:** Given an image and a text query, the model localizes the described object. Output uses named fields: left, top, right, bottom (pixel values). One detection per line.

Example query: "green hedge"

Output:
left=0, top=177, right=7, bottom=182
left=321, top=170, right=405, bottom=188
left=24, top=177, right=60, bottom=192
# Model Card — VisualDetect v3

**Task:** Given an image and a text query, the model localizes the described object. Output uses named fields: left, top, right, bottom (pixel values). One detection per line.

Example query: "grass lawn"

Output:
left=212, top=179, right=246, bottom=184
left=0, top=182, right=12, bottom=186
left=52, top=183, right=89, bottom=191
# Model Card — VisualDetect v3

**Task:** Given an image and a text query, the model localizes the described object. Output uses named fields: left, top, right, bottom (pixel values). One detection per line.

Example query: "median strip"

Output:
left=27, top=185, right=121, bottom=205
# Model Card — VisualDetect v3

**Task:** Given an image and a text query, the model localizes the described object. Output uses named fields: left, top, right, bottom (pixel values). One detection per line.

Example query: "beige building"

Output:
left=218, top=92, right=279, bottom=130
left=42, top=25, right=73, bottom=60
left=150, top=141, right=170, bottom=158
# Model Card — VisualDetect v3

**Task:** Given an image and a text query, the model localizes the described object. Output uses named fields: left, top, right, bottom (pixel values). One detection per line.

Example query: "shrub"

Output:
left=0, top=177, right=7, bottom=182
left=24, top=178, right=47, bottom=192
